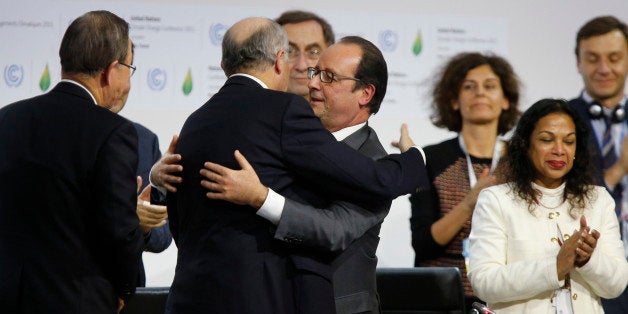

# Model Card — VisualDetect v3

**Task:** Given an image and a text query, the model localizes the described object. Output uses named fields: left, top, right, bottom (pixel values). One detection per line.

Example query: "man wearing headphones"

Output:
left=569, top=15, right=628, bottom=314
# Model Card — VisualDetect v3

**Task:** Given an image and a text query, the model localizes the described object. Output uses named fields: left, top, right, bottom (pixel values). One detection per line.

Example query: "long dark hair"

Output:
left=505, top=98, right=595, bottom=216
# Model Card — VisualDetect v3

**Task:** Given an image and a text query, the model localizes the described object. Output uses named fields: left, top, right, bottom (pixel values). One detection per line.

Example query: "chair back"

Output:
left=120, top=287, right=169, bottom=314
left=376, top=267, right=465, bottom=314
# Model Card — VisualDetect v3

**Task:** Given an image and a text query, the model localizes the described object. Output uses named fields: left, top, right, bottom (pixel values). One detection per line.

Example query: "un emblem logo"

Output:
left=147, top=68, right=167, bottom=91
left=209, top=23, right=228, bottom=46
left=4, top=64, right=24, bottom=87
left=378, top=30, right=398, bottom=52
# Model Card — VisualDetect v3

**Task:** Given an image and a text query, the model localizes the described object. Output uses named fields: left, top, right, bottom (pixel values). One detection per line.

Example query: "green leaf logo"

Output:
left=182, top=68, right=193, bottom=96
left=412, top=31, right=423, bottom=56
left=39, top=63, right=51, bottom=91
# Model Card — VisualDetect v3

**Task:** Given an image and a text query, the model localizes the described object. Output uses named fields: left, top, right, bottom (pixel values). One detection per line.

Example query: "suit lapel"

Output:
left=341, top=124, right=370, bottom=151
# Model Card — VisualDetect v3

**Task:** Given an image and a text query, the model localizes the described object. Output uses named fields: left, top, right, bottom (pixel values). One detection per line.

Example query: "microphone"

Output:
left=469, top=302, right=495, bottom=314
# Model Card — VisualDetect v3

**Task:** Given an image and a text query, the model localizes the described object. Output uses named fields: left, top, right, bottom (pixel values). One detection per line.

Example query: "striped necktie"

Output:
left=601, top=113, right=623, bottom=217
left=602, top=114, right=618, bottom=170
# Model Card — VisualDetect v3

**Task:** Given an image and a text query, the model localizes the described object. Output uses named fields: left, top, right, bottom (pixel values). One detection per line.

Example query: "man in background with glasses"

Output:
left=198, top=36, right=416, bottom=314
left=0, top=10, right=143, bottom=313
left=276, top=10, right=335, bottom=101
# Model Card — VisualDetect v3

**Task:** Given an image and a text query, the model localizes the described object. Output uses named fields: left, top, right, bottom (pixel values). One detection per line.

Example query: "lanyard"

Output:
left=458, top=134, right=502, bottom=188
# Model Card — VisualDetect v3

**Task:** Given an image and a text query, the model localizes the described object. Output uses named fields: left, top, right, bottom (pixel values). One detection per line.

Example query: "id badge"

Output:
left=552, top=288, right=574, bottom=314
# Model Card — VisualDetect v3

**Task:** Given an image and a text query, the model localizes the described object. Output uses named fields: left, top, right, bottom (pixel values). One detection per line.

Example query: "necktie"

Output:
left=601, top=114, right=623, bottom=217
left=602, top=115, right=618, bottom=170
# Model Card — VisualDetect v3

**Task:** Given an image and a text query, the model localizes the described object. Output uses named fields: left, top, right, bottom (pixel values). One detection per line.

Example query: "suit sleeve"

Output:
left=92, top=121, right=143, bottom=300
left=143, top=133, right=173, bottom=253
left=274, top=198, right=391, bottom=251
left=144, top=221, right=173, bottom=253
left=409, top=187, right=445, bottom=263
left=280, top=98, right=429, bottom=204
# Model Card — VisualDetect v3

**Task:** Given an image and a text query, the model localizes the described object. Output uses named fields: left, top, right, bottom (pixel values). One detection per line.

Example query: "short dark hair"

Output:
left=505, top=98, right=595, bottom=217
left=221, top=19, right=287, bottom=76
left=430, top=52, right=521, bottom=135
left=275, top=10, right=335, bottom=47
left=575, top=15, right=628, bottom=58
left=339, top=36, right=387, bottom=115
left=59, top=10, right=129, bottom=76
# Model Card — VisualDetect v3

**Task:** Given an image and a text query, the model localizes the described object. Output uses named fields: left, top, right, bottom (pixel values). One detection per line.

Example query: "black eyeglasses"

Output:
left=288, top=47, right=321, bottom=62
left=307, top=67, right=361, bottom=83
left=118, top=62, right=136, bottom=77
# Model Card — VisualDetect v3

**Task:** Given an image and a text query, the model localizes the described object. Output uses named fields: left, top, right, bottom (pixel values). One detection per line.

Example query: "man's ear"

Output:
left=358, top=84, right=375, bottom=107
left=274, top=50, right=286, bottom=75
left=101, top=61, right=117, bottom=87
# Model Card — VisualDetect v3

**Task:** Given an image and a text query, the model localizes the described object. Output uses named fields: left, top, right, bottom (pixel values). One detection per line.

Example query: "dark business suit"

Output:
left=0, top=82, right=144, bottom=313
left=569, top=96, right=617, bottom=186
left=570, top=96, right=628, bottom=314
left=275, top=124, right=391, bottom=313
left=166, top=76, right=427, bottom=314
left=133, top=122, right=173, bottom=287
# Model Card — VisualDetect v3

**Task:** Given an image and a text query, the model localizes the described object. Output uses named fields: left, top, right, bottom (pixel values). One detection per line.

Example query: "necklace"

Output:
left=535, top=198, right=565, bottom=209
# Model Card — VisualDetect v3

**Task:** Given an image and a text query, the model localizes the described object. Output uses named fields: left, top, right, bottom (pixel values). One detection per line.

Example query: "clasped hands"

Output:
left=556, top=216, right=600, bottom=281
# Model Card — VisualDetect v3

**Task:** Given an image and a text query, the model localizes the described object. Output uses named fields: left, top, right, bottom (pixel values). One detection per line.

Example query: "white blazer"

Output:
left=469, top=183, right=628, bottom=314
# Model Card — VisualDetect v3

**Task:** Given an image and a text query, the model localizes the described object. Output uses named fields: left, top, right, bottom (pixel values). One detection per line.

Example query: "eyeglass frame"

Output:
left=287, top=47, right=322, bottom=62
left=118, top=62, right=137, bottom=77
left=307, top=67, right=361, bottom=83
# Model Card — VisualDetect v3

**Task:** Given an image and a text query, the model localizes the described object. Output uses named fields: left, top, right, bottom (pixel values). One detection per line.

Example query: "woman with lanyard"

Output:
left=408, top=52, right=521, bottom=311
left=468, top=99, right=628, bottom=313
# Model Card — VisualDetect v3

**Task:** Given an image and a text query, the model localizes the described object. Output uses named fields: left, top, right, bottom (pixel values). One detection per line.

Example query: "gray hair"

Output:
left=221, top=18, right=288, bottom=76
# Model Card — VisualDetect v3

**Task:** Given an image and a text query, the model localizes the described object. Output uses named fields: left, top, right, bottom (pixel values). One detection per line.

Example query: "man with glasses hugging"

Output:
left=197, top=36, right=419, bottom=314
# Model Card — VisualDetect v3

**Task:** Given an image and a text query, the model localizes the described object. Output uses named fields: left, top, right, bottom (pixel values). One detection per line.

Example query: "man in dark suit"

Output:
left=199, top=36, right=405, bottom=314
left=0, top=10, right=143, bottom=313
left=132, top=122, right=172, bottom=287
left=164, top=18, right=427, bottom=314
left=568, top=16, right=628, bottom=314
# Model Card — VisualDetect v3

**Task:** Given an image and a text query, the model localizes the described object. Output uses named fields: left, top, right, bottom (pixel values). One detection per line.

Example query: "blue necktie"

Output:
left=602, top=114, right=623, bottom=217
left=602, top=115, right=617, bottom=170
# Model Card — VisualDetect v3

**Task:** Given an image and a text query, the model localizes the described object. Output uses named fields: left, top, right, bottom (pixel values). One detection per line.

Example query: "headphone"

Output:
left=588, top=101, right=626, bottom=124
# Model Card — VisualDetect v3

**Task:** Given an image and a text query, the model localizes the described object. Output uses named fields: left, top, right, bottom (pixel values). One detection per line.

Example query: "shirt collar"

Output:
left=60, top=79, right=98, bottom=105
left=230, top=73, right=268, bottom=89
left=227, top=73, right=365, bottom=141
left=581, top=90, right=627, bottom=108
left=332, top=122, right=366, bottom=141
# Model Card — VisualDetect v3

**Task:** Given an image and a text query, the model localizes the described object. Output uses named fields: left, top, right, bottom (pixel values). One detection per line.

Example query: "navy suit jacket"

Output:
left=166, top=76, right=427, bottom=314
left=569, top=96, right=628, bottom=187
left=133, top=122, right=172, bottom=287
left=0, top=82, right=144, bottom=313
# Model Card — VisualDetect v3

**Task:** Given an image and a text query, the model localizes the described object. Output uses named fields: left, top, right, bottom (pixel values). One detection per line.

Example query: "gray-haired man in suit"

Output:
left=199, top=36, right=412, bottom=314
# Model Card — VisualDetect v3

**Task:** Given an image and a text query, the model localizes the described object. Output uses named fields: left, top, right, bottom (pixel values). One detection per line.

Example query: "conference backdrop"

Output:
left=1, top=0, right=625, bottom=285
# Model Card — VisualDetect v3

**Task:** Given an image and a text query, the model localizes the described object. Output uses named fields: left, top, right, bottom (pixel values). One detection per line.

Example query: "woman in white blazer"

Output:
left=468, top=98, right=628, bottom=313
